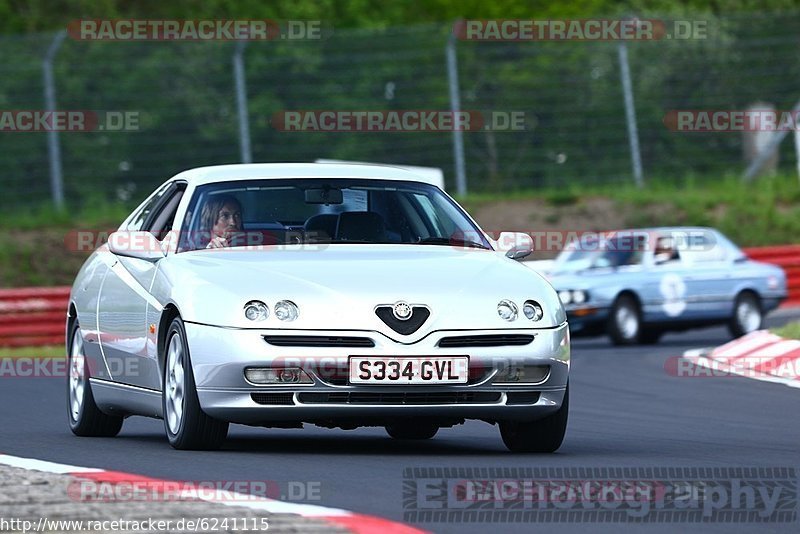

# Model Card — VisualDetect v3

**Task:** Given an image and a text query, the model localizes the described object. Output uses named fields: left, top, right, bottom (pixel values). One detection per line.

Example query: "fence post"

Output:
left=446, top=31, right=467, bottom=195
left=795, top=125, right=800, bottom=184
left=617, top=41, right=644, bottom=188
left=233, top=40, right=252, bottom=164
left=43, top=30, right=67, bottom=209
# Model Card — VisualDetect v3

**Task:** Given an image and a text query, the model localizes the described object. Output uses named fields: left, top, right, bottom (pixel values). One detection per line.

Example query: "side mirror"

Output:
left=496, top=231, right=534, bottom=261
left=108, top=231, right=165, bottom=261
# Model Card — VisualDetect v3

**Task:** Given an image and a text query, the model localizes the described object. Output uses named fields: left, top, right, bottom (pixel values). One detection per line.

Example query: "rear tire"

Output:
left=728, top=292, right=763, bottom=338
left=499, top=384, right=569, bottom=453
left=67, top=320, right=124, bottom=437
left=163, top=317, right=228, bottom=450
left=608, top=294, right=641, bottom=345
left=385, top=422, right=439, bottom=440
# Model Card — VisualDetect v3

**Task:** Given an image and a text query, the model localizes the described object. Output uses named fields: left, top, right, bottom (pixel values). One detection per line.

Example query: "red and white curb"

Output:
left=0, top=453, right=425, bottom=534
left=682, top=330, right=800, bottom=389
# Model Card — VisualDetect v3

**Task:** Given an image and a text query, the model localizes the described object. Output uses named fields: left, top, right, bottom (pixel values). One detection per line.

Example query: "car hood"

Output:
left=155, top=244, right=565, bottom=335
left=546, top=264, right=645, bottom=289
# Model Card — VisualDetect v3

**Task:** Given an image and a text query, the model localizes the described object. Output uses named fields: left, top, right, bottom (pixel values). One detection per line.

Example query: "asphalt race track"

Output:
left=2, top=310, right=799, bottom=534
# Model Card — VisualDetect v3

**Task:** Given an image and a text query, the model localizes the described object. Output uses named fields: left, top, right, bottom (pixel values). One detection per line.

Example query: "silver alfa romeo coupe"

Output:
left=67, top=163, right=570, bottom=452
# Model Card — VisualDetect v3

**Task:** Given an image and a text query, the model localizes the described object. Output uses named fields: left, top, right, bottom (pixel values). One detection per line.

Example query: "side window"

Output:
left=126, top=183, right=172, bottom=232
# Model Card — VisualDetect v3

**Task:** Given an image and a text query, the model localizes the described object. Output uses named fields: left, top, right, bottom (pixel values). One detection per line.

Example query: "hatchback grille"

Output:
left=263, top=335, right=375, bottom=347
left=375, top=306, right=430, bottom=335
left=296, top=391, right=501, bottom=405
left=437, top=334, right=535, bottom=348
left=250, top=393, right=295, bottom=405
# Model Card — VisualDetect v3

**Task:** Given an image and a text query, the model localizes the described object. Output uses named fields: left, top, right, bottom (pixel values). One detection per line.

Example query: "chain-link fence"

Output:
left=1, top=13, right=799, bottom=208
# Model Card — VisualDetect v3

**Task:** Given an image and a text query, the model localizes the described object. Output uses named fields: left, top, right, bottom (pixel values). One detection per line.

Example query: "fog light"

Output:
left=245, top=367, right=313, bottom=385
left=497, top=299, right=518, bottom=321
left=244, top=301, right=269, bottom=321
left=274, top=300, right=299, bottom=321
left=493, top=364, right=550, bottom=384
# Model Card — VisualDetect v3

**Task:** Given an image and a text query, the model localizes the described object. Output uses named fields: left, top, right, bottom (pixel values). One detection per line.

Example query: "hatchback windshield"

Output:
left=178, top=179, right=491, bottom=252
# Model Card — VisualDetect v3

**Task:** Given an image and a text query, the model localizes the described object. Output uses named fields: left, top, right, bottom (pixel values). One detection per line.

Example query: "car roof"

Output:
left=171, top=163, right=439, bottom=187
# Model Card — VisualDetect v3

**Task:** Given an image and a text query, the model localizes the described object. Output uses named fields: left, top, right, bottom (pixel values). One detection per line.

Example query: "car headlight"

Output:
left=572, top=290, right=587, bottom=304
left=244, top=300, right=269, bottom=321
left=523, top=300, right=544, bottom=321
left=493, top=364, right=550, bottom=384
left=558, top=291, right=572, bottom=305
left=274, top=300, right=299, bottom=321
left=497, top=299, right=518, bottom=321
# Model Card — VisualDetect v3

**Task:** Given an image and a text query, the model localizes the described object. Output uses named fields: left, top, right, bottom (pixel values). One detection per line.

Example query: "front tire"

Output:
left=499, top=384, right=569, bottom=453
left=608, top=294, right=641, bottom=345
left=163, top=317, right=228, bottom=450
left=67, top=320, right=123, bottom=437
left=729, top=292, right=763, bottom=338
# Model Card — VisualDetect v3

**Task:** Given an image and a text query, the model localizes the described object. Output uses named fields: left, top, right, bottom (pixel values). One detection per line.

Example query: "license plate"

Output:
left=349, top=357, right=469, bottom=384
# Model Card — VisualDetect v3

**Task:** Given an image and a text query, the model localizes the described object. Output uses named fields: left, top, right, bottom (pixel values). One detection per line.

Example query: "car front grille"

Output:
left=437, top=334, right=535, bottom=348
left=263, top=335, right=375, bottom=347
left=296, top=391, right=502, bottom=405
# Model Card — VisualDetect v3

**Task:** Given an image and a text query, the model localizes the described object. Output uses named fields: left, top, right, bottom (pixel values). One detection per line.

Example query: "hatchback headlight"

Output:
left=274, top=300, right=299, bottom=321
left=497, top=299, right=518, bottom=321
left=244, top=300, right=269, bottom=321
left=523, top=300, right=544, bottom=321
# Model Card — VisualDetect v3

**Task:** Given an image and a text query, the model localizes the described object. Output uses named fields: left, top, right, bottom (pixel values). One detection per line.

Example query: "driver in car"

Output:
left=200, top=195, right=244, bottom=249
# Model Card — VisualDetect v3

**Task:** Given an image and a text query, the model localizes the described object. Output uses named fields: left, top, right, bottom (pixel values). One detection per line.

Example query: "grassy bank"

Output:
left=1, top=172, right=798, bottom=287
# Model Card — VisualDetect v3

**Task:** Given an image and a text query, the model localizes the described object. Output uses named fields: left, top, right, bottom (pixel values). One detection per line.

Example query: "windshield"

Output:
left=177, top=178, right=491, bottom=252
left=554, top=233, right=648, bottom=271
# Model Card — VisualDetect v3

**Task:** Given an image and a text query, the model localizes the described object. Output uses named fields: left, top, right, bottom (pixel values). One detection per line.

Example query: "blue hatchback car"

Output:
left=539, top=228, right=787, bottom=345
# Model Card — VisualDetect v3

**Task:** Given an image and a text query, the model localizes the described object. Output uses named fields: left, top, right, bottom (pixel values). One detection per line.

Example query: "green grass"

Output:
left=0, top=196, right=131, bottom=230
left=0, top=345, right=65, bottom=358
left=772, top=321, right=800, bottom=340
left=459, top=172, right=800, bottom=247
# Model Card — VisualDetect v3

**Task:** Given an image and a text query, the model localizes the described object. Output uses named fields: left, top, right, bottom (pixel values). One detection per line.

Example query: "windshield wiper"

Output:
left=416, top=237, right=491, bottom=250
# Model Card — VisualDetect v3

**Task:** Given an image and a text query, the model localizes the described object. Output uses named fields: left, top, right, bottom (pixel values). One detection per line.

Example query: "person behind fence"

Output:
left=200, top=194, right=244, bottom=249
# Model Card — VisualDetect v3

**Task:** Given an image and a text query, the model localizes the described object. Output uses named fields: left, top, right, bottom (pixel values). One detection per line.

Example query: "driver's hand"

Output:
left=206, top=235, right=229, bottom=249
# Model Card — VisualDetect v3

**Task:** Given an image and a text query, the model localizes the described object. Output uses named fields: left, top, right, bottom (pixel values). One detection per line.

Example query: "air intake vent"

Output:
left=263, top=336, right=374, bottom=347
left=250, top=393, right=295, bottom=405
left=375, top=306, right=430, bottom=335
left=296, top=391, right=501, bottom=405
left=437, top=334, right=535, bottom=348
left=506, top=392, right=541, bottom=405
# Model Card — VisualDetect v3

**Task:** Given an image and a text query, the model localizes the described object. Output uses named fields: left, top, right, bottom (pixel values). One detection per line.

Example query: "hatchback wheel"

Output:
left=163, top=317, right=228, bottom=450
left=67, top=320, right=123, bottom=437
left=729, top=293, right=762, bottom=338
left=499, top=384, right=568, bottom=453
left=608, top=295, right=641, bottom=345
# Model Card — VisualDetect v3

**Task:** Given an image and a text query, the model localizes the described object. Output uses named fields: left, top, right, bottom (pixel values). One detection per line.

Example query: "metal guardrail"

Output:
left=0, top=244, right=798, bottom=347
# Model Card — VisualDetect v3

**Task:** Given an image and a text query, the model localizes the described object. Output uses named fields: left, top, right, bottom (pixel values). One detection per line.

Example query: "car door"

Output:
left=677, top=230, right=735, bottom=319
left=97, top=182, right=184, bottom=389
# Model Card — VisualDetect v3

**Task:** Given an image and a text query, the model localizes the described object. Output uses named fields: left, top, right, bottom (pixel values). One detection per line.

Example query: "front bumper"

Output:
left=565, top=305, right=610, bottom=334
left=184, top=322, right=570, bottom=424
